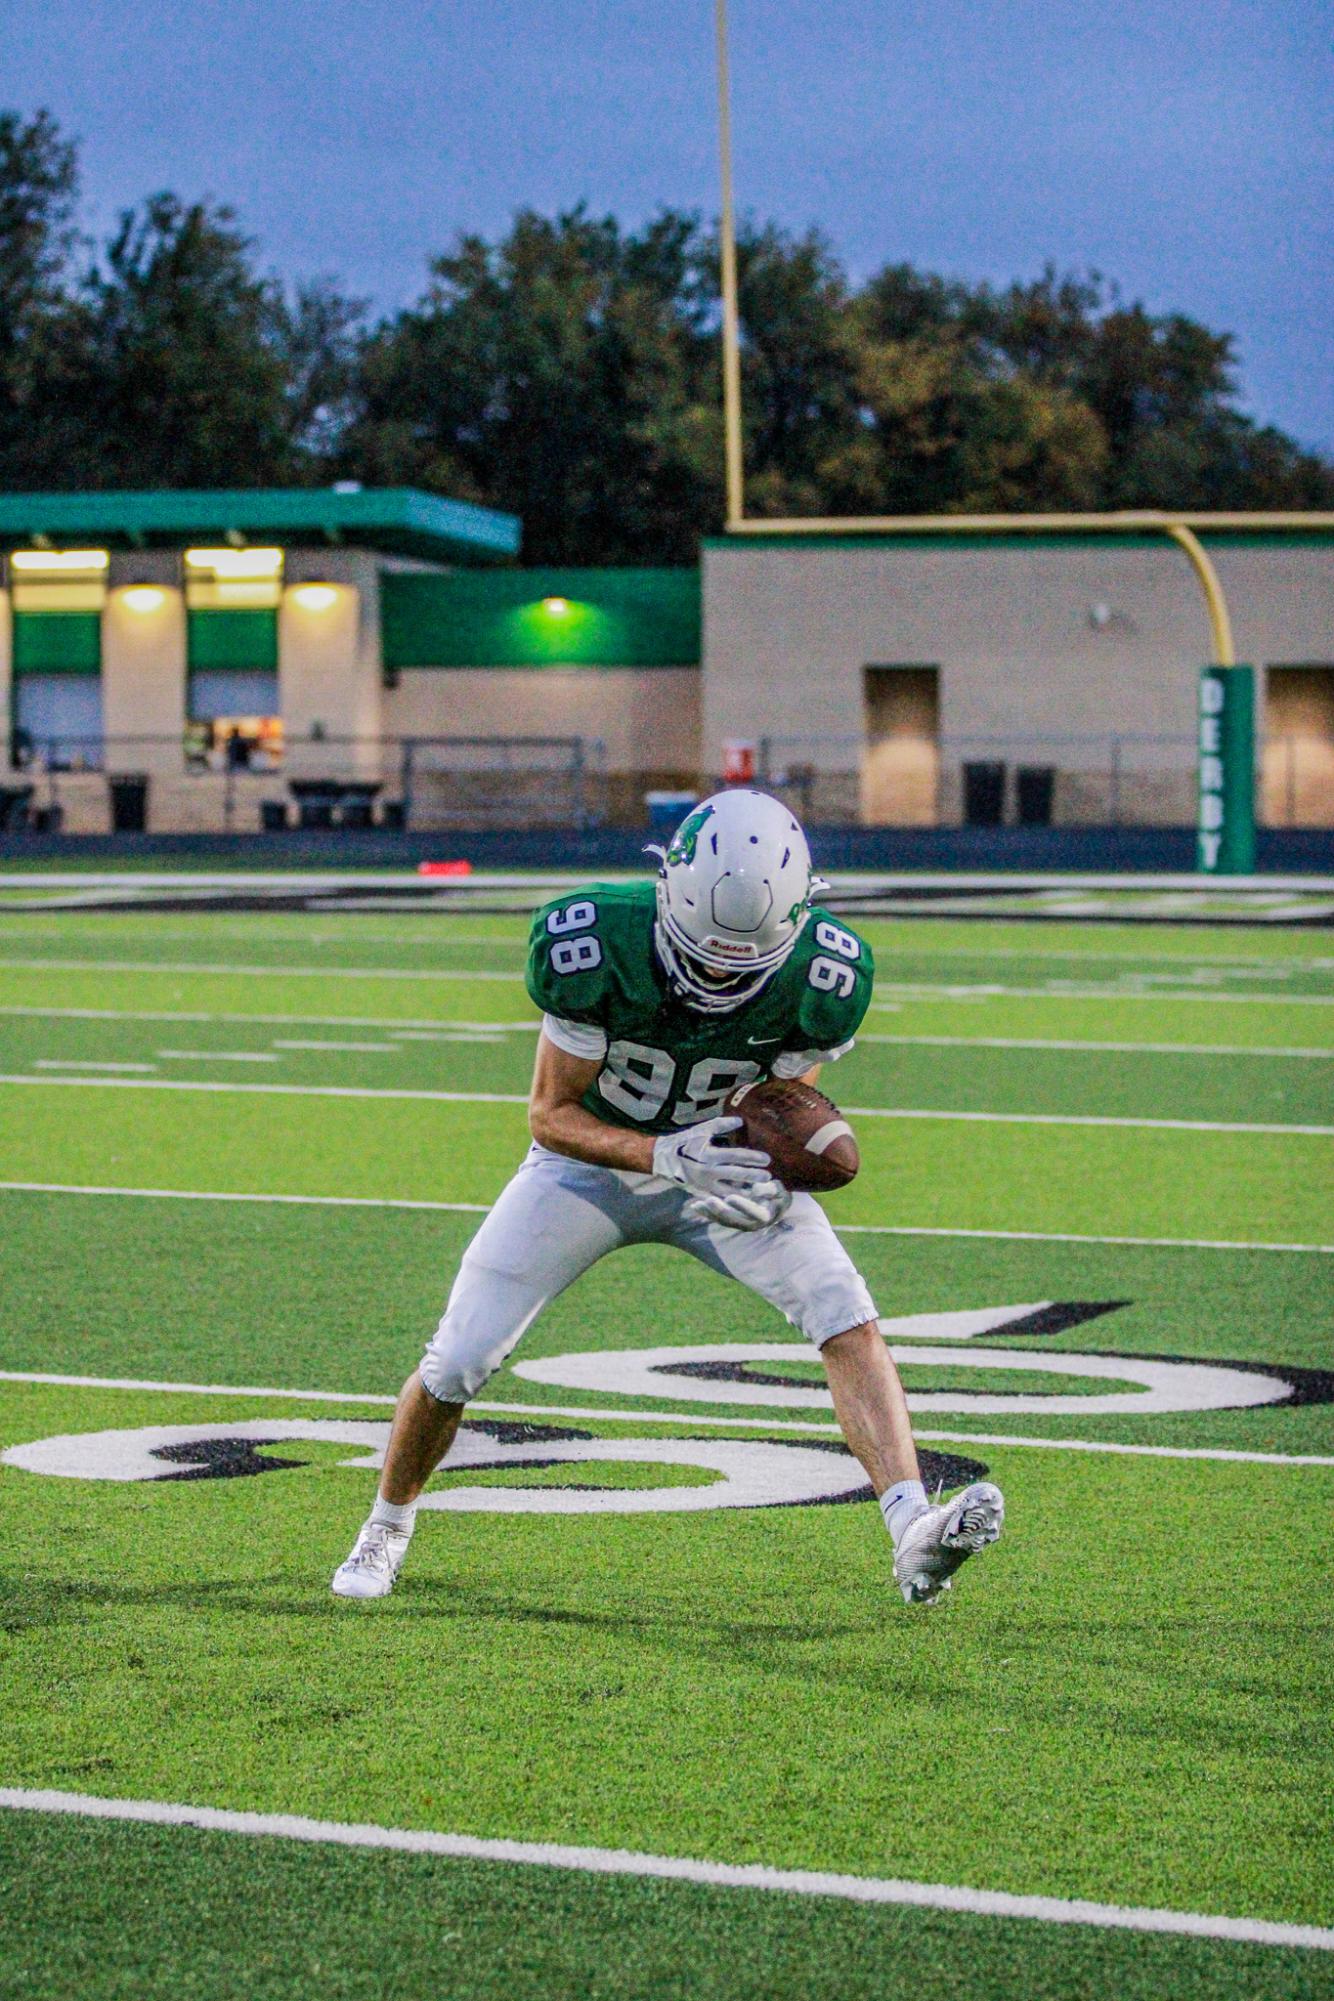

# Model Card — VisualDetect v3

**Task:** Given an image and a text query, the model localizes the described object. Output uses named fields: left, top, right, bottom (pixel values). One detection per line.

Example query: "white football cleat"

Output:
left=893, top=1481, right=1005, bottom=1606
left=331, top=1519, right=412, bottom=1600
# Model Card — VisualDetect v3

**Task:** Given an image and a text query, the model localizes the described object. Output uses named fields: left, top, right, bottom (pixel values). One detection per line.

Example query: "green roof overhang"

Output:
left=0, top=487, right=521, bottom=565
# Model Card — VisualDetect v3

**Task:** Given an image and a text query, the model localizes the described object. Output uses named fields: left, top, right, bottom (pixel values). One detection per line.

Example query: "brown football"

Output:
left=725, top=1077, right=859, bottom=1193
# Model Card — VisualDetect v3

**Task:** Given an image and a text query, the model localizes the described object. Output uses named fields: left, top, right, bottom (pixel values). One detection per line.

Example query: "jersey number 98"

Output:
left=808, top=919, right=858, bottom=997
left=547, top=900, right=603, bottom=975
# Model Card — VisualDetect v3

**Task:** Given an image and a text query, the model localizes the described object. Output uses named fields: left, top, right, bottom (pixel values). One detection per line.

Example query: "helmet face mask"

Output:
left=650, top=790, right=820, bottom=1014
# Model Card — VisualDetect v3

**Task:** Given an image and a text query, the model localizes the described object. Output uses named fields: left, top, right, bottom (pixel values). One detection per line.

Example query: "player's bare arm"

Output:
left=528, top=1034, right=656, bottom=1171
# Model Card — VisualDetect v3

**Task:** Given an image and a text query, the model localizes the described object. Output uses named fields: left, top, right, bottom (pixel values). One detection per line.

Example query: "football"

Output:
left=725, top=1077, right=860, bottom=1192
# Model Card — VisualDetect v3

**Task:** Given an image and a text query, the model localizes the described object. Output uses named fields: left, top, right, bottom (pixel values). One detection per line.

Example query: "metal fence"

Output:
left=3, top=733, right=610, bottom=834
left=4, top=727, right=1330, bottom=834
left=757, top=732, right=1332, bottom=829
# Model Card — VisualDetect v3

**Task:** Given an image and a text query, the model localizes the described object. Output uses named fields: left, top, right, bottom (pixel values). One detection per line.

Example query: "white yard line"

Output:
left=1, top=1181, right=1329, bottom=1255
left=3, top=1366, right=1332, bottom=1468
left=0, top=1183, right=487, bottom=1214
left=0, top=1070, right=1327, bottom=1135
left=0, top=1788, right=1329, bottom=1947
left=270, top=1039, right=400, bottom=1053
left=872, top=986, right=1334, bottom=1006
left=155, top=1050, right=280, bottom=1064
left=842, top=1105, right=1334, bottom=1137
left=0, top=956, right=523, bottom=982
left=835, top=1220, right=1334, bottom=1254
left=0, top=1005, right=532, bottom=1030
left=859, top=1033, right=1334, bottom=1059
left=3, top=1002, right=1322, bottom=1056
left=31, top=1059, right=158, bottom=1073
left=0, top=1075, right=527, bottom=1105
left=3, top=954, right=1332, bottom=1002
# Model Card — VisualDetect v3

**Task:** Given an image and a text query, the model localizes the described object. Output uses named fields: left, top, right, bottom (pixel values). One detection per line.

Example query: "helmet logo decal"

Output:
left=667, top=803, right=714, bottom=867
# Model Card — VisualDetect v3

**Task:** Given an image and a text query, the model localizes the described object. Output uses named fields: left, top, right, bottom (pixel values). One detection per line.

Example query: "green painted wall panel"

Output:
left=381, top=569, right=700, bottom=669
left=11, top=611, right=102, bottom=675
left=187, top=608, right=278, bottom=673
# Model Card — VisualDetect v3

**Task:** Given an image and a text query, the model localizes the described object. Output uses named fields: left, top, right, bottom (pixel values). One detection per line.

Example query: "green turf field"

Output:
left=0, top=892, right=1330, bottom=1999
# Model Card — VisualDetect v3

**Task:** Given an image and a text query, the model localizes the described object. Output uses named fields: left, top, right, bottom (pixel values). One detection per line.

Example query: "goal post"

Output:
left=1198, top=666, right=1255, bottom=873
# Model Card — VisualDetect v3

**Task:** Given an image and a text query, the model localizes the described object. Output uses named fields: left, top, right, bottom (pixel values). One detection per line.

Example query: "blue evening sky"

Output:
left=7, top=0, right=1332, bottom=450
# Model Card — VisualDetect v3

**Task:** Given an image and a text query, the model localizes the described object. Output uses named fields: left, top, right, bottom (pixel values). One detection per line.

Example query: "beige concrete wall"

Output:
left=103, top=554, right=187, bottom=776
left=383, top=667, right=701, bottom=773
left=280, top=550, right=384, bottom=779
left=702, top=539, right=1334, bottom=822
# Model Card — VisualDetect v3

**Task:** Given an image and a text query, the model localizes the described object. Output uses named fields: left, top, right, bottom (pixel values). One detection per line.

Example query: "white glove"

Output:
left=651, top=1115, right=771, bottom=1200
left=684, top=1180, right=793, bottom=1232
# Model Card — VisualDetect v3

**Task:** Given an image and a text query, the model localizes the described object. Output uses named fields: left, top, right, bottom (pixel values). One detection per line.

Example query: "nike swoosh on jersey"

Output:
left=747, top=1034, right=781, bottom=1044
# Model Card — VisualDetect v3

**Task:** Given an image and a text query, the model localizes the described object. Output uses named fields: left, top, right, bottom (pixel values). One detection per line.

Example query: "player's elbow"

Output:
left=528, top=1095, right=559, bottom=1149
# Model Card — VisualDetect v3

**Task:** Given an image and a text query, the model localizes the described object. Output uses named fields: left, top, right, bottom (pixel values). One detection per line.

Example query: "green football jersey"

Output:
left=525, top=879, right=874, bottom=1134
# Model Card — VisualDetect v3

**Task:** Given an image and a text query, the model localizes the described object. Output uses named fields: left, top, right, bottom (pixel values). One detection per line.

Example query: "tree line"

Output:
left=2, top=108, right=1330, bottom=564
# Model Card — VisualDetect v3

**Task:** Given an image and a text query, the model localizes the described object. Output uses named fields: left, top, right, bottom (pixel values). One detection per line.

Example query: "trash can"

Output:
left=645, top=789, right=698, bottom=838
left=1016, top=765, right=1055, bottom=826
left=962, top=761, right=1005, bottom=827
left=108, top=773, right=149, bottom=833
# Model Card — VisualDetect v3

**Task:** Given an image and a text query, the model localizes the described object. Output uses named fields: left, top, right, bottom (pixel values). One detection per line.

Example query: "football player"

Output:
left=333, top=789, right=1003, bottom=1605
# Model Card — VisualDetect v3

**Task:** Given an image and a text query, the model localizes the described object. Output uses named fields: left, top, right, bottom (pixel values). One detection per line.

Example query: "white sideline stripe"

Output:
left=0, top=956, right=523, bottom=983
left=0, top=1182, right=1328, bottom=1255
left=0, top=1789, right=1329, bottom=1948
left=4, top=1367, right=1333, bottom=1468
left=859, top=1034, right=1334, bottom=1060
left=0, top=1072, right=1328, bottom=1136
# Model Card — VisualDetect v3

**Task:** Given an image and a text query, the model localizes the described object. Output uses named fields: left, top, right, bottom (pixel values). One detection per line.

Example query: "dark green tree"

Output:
left=344, top=206, right=721, bottom=562
left=0, top=108, right=81, bottom=483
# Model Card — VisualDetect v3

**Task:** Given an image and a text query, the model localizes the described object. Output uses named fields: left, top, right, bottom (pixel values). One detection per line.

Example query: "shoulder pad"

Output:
left=526, top=891, right=614, bottom=1024
left=793, top=911, right=875, bottom=1048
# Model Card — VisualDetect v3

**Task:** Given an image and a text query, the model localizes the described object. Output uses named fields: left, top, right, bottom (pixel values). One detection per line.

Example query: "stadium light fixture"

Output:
left=121, top=586, right=167, bottom=613
left=10, top=548, right=109, bottom=574
left=292, top=583, right=339, bottom=611
left=542, top=596, right=571, bottom=616
left=184, top=547, right=284, bottom=579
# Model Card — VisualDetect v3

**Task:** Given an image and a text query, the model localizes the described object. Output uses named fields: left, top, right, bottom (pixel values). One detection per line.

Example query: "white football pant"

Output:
left=419, top=1141, right=878, bottom=1404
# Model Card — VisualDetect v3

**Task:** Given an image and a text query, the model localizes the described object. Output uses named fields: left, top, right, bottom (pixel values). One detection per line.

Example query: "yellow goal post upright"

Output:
left=712, top=0, right=1334, bottom=872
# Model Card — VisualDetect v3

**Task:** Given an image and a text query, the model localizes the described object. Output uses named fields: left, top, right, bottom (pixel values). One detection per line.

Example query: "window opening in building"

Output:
left=183, top=549, right=283, bottom=769
left=8, top=550, right=107, bottom=769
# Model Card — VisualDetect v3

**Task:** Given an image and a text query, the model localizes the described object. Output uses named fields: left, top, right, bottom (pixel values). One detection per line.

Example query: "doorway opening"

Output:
left=861, top=665, right=939, bottom=825
left=1263, top=666, right=1334, bottom=826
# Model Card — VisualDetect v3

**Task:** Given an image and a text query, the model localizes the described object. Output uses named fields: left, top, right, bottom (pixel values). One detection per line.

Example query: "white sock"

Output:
left=879, top=1480, right=927, bottom=1547
left=370, top=1495, right=417, bottom=1534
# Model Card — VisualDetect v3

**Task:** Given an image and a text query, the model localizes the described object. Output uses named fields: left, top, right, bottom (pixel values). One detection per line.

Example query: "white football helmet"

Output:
left=650, top=789, right=823, bottom=1012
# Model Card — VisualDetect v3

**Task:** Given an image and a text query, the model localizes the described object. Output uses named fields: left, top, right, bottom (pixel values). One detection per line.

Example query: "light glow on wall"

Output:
left=121, top=586, right=167, bottom=613
left=10, top=548, right=110, bottom=575
left=541, top=596, right=571, bottom=616
left=184, top=547, right=284, bottom=580
left=291, top=583, right=339, bottom=611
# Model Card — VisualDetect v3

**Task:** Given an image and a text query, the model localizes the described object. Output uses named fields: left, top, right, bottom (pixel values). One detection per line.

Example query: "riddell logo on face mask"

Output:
left=702, top=936, right=759, bottom=961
